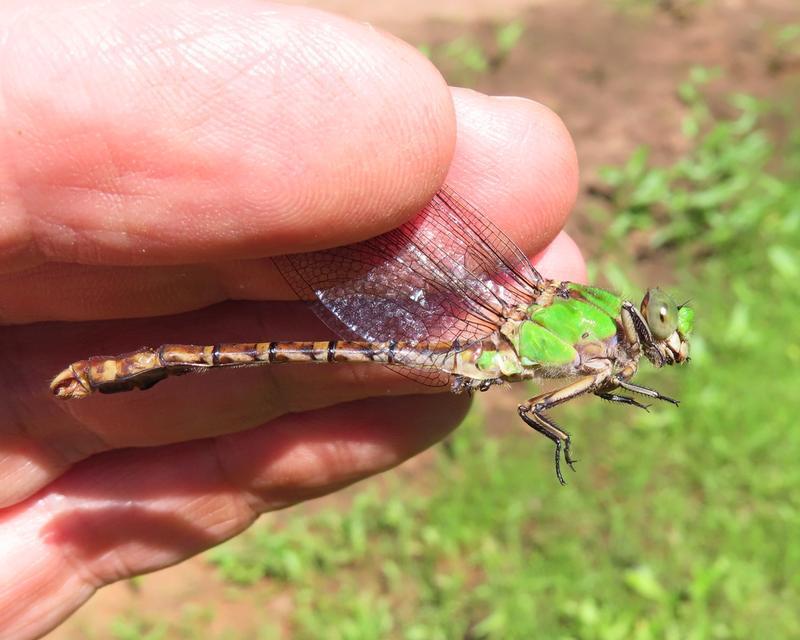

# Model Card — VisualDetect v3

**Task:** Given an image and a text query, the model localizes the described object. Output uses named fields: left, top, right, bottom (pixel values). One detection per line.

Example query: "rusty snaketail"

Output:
left=50, top=186, right=693, bottom=484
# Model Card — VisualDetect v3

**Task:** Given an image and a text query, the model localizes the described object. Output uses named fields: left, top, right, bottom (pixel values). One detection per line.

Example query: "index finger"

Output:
left=1, top=1, right=455, bottom=271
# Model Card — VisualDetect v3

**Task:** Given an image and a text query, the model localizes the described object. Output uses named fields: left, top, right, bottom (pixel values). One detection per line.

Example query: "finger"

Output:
left=4, top=233, right=584, bottom=504
left=4, top=90, right=582, bottom=503
left=2, top=301, right=445, bottom=507
left=445, top=88, right=579, bottom=256
left=1, top=1, right=455, bottom=271
left=11, top=237, right=584, bottom=455
left=0, top=394, right=466, bottom=638
left=2, top=90, right=580, bottom=324
left=535, top=231, right=587, bottom=283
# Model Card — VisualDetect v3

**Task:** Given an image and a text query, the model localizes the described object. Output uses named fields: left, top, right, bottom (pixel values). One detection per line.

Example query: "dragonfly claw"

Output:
left=596, top=391, right=652, bottom=412
left=518, top=405, right=576, bottom=485
left=554, top=440, right=577, bottom=483
left=615, top=379, right=681, bottom=407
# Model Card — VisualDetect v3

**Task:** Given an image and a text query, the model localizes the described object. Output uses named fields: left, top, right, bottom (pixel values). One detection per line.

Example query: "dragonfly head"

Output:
left=639, top=288, right=693, bottom=366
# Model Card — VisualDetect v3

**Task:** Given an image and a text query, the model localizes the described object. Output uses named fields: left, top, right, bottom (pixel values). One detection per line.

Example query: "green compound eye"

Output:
left=642, top=288, right=678, bottom=340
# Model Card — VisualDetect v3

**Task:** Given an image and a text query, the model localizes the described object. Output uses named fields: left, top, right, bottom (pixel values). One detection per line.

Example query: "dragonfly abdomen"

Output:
left=50, top=340, right=454, bottom=400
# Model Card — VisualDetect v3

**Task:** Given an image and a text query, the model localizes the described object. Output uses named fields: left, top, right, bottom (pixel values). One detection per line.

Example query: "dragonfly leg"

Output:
left=479, top=378, right=503, bottom=392
left=451, top=376, right=470, bottom=395
left=595, top=391, right=651, bottom=412
left=451, top=376, right=503, bottom=396
left=517, top=407, right=576, bottom=485
left=615, top=378, right=679, bottom=406
left=519, top=375, right=601, bottom=484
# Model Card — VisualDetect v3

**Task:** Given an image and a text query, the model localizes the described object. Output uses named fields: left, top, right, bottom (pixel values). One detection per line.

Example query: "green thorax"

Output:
left=516, top=284, right=622, bottom=367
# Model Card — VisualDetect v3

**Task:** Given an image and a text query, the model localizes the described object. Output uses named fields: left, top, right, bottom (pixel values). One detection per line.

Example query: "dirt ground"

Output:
left=49, top=0, right=799, bottom=638
left=299, top=0, right=800, bottom=258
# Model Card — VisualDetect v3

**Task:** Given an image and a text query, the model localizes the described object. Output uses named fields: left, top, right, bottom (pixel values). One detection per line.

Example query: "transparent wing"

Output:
left=274, top=185, right=543, bottom=385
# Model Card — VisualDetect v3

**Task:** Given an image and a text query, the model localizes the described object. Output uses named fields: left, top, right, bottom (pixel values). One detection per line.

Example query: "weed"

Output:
left=418, top=20, right=525, bottom=85
left=595, top=66, right=800, bottom=268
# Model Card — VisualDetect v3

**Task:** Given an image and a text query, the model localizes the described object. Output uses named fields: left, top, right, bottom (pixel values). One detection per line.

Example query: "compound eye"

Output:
left=642, top=288, right=678, bottom=340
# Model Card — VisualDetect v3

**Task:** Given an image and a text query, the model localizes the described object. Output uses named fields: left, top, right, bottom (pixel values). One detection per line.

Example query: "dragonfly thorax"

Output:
left=452, top=281, right=693, bottom=388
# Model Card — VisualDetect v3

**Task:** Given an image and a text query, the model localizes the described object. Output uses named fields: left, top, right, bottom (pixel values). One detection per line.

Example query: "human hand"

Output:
left=0, top=1, right=583, bottom=637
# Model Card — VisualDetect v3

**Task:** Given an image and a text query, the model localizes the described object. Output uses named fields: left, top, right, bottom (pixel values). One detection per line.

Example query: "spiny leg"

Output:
left=615, top=378, right=679, bottom=406
left=595, top=391, right=651, bottom=412
left=518, top=374, right=604, bottom=484
left=517, top=407, right=574, bottom=485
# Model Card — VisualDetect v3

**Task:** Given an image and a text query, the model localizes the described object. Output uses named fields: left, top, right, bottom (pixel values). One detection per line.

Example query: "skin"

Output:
left=0, top=2, right=585, bottom=637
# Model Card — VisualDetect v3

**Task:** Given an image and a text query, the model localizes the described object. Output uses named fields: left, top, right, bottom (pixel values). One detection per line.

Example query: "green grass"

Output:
left=198, top=74, right=800, bottom=639
left=417, top=20, right=525, bottom=86
left=595, top=66, right=799, bottom=256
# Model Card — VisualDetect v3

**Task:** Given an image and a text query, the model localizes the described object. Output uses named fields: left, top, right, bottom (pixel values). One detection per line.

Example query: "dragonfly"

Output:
left=50, top=186, right=693, bottom=484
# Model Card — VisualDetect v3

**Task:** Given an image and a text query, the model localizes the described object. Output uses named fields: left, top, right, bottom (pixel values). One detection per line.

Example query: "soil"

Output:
left=49, top=1, right=799, bottom=638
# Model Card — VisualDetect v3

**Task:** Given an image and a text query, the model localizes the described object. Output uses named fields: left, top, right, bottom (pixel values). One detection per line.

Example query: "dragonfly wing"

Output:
left=430, top=186, right=543, bottom=305
left=274, top=186, right=543, bottom=379
left=383, top=365, right=455, bottom=388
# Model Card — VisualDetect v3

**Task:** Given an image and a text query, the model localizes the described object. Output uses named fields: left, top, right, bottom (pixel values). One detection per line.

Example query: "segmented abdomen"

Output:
left=50, top=340, right=456, bottom=399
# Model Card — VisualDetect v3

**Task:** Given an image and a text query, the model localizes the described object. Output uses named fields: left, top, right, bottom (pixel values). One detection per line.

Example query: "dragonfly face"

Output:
left=635, top=288, right=693, bottom=367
